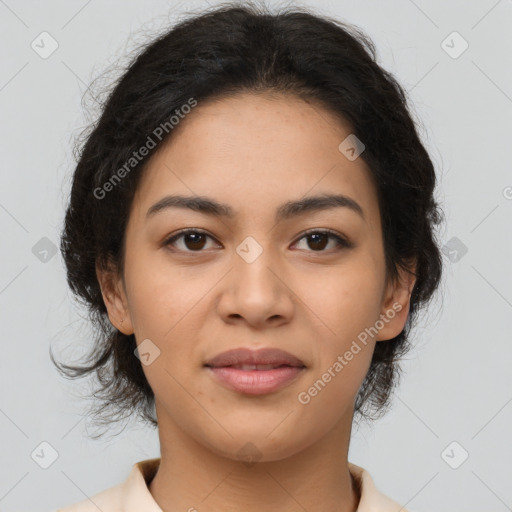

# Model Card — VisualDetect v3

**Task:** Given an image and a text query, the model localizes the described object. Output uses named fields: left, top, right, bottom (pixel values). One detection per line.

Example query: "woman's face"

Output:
left=98, top=92, right=414, bottom=461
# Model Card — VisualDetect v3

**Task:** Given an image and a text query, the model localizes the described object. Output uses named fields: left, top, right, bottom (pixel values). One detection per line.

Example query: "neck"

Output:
left=148, top=412, right=360, bottom=512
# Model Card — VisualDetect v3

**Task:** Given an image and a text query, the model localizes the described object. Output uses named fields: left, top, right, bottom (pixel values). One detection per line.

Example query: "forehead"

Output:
left=130, top=92, right=381, bottom=231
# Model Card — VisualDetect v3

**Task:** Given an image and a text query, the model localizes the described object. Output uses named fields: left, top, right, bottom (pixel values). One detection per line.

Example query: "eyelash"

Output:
left=163, top=228, right=353, bottom=253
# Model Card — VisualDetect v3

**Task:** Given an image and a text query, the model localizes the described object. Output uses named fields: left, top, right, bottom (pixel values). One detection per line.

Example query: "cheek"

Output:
left=299, top=255, right=384, bottom=336
left=125, top=253, right=206, bottom=336
left=294, top=349, right=371, bottom=442
left=296, top=267, right=381, bottom=418
left=298, top=254, right=384, bottom=381
left=124, top=255, right=217, bottom=389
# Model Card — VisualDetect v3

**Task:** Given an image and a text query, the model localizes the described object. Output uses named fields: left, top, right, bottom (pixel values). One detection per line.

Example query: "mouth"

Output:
left=204, top=347, right=306, bottom=395
left=204, top=347, right=306, bottom=369
left=217, top=363, right=299, bottom=370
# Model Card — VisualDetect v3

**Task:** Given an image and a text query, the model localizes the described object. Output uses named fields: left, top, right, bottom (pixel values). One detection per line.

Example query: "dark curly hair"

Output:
left=51, top=0, right=444, bottom=439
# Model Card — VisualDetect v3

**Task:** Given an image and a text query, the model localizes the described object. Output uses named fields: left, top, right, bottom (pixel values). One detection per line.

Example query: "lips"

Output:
left=204, top=347, right=306, bottom=369
left=204, top=348, right=307, bottom=395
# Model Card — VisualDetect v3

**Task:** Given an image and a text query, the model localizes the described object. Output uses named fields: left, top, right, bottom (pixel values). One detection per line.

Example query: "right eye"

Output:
left=163, top=229, right=221, bottom=252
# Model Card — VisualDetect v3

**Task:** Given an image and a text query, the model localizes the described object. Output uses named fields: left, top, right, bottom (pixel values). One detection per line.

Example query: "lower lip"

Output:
left=206, top=366, right=305, bottom=395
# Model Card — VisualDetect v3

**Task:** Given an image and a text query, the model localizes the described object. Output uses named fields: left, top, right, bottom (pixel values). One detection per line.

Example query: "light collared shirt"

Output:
left=56, top=458, right=408, bottom=511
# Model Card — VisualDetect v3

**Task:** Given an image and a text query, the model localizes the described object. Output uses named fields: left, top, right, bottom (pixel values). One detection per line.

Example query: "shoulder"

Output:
left=55, top=480, right=127, bottom=512
left=349, top=462, right=409, bottom=512
left=55, top=458, right=161, bottom=512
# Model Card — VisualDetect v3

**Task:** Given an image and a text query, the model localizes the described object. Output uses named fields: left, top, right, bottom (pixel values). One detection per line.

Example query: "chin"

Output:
left=197, top=424, right=312, bottom=464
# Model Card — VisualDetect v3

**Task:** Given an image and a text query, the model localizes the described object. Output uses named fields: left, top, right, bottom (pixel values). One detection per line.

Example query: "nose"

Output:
left=216, top=239, right=295, bottom=329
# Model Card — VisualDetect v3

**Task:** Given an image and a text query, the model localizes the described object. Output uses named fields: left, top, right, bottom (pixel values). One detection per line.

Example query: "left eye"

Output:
left=164, top=229, right=351, bottom=252
left=293, top=230, right=352, bottom=252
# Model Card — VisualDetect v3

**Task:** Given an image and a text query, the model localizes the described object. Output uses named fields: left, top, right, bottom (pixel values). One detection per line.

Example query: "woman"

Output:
left=53, top=2, right=443, bottom=510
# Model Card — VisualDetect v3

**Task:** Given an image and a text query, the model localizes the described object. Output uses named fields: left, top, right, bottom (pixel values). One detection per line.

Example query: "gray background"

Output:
left=0, top=0, right=511, bottom=511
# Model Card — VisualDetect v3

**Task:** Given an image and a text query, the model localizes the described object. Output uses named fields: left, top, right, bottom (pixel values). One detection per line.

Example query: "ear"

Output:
left=95, top=259, right=134, bottom=335
left=375, top=260, right=417, bottom=342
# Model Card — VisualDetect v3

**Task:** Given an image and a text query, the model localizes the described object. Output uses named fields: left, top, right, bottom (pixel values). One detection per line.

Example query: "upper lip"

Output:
left=204, top=348, right=306, bottom=368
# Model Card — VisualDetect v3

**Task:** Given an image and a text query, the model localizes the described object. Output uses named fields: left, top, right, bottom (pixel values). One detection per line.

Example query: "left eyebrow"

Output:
left=145, top=193, right=365, bottom=222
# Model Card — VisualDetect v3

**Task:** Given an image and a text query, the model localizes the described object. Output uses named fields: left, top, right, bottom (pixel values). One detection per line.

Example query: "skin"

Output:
left=97, top=91, right=416, bottom=512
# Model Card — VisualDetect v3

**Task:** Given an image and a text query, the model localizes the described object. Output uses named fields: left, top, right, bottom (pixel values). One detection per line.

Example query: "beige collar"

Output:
left=58, top=457, right=408, bottom=511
